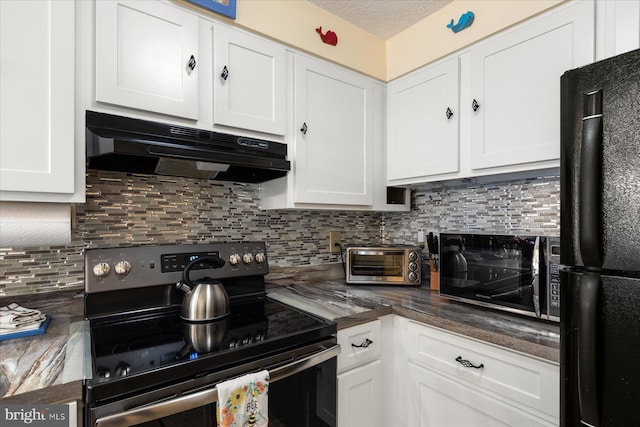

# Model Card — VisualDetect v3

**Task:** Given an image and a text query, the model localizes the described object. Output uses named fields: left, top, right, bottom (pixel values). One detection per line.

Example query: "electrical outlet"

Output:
left=329, top=231, right=341, bottom=253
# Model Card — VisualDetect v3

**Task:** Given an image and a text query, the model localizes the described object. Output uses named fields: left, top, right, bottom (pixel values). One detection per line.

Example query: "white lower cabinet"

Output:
left=336, top=319, right=383, bottom=427
left=405, top=320, right=559, bottom=426
left=334, top=316, right=559, bottom=426
left=338, top=360, right=383, bottom=427
left=408, top=362, right=555, bottom=427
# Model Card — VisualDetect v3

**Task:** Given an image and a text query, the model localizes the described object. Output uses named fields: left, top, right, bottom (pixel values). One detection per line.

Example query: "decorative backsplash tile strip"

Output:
left=381, top=175, right=560, bottom=247
left=0, top=172, right=560, bottom=296
left=0, top=171, right=381, bottom=296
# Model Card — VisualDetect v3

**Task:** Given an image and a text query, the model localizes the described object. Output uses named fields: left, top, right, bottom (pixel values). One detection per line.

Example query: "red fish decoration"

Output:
left=316, top=27, right=338, bottom=46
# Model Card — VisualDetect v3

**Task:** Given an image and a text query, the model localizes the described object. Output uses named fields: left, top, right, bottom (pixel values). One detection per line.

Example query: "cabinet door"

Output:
left=95, top=0, right=199, bottom=119
left=0, top=0, right=75, bottom=195
left=212, top=25, right=286, bottom=135
left=600, top=0, right=640, bottom=59
left=294, top=55, right=373, bottom=205
left=408, top=362, right=555, bottom=427
left=337, top=360, right=383, bottom=427
left=387, top=57, right=459, bottom=181
left=469, top=0, right=594, bottom=170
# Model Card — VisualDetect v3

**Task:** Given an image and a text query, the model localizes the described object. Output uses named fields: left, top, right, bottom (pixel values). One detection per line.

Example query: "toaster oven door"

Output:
left=347, top=249, right=406, bottom=283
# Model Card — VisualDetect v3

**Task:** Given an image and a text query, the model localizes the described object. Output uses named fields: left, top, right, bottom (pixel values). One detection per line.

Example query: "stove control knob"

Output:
left=255, top=252, right=266, bottom=264
left=114, top=260, right=132, bottom=277
left=93, top=262, right=111, bottom=278
left=229, top=254, right=241, bottom=266
left=242, top=253, right=254, bottom=264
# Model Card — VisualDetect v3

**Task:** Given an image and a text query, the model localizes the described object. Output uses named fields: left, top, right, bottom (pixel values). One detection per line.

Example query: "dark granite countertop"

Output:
left=266, top=265, right=560, bottom=363
left=0, top=264, right=559, bottom=404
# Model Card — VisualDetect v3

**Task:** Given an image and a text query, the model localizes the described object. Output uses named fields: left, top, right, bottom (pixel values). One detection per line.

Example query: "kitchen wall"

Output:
left=0, top=171, right=560, bottom=297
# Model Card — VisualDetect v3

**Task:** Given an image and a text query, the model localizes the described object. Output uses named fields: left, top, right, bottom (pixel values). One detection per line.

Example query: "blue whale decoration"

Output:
left=447, top=11, right=475, bottom=33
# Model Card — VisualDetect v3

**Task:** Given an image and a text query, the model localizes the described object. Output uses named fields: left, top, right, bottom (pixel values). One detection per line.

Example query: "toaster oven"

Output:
left=345, top=245, right=422, bottom=285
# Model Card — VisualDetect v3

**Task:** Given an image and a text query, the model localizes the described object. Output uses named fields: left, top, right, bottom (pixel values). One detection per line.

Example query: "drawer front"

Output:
left=408, top=362, right=556, bottom=427
left=407, top=321, right=559, bottom=419
left=337, top=320, right=381, bottom=372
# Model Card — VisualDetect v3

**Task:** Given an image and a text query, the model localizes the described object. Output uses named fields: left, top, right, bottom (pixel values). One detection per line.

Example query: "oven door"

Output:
left=91, top=340, right=339, bottom=427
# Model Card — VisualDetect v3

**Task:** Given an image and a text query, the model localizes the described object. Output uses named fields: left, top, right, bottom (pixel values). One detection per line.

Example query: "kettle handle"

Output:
left=182, top=256, right=226, bottom=286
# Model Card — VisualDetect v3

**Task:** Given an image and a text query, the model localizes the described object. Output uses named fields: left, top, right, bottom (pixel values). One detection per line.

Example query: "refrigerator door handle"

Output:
left=579, top=90, right=604, bottom=268
left=578, top=272, right=600, bottom=427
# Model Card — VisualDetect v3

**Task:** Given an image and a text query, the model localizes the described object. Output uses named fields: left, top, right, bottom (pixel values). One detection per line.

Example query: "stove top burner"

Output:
left=86, top=297, right=335, bottom=402
left=83, top=242, right=336, bottom=404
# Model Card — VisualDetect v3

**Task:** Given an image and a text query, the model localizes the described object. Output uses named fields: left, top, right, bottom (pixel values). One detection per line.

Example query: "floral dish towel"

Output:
left=217, top=370, right=269, bottom=427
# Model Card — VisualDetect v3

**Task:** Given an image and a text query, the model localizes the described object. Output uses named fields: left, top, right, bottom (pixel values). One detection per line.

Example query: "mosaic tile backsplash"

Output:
left=0, top=171, right=560, bottom=296
left=383, top=174, right=561, bottom=247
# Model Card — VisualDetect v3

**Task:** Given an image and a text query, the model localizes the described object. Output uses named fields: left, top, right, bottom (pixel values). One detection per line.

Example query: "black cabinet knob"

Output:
left=187, top=55, right=196, bottom=71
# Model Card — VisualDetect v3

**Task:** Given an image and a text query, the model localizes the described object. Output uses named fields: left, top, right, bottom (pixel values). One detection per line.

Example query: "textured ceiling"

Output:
left=308, top=0, right=454, bottom=39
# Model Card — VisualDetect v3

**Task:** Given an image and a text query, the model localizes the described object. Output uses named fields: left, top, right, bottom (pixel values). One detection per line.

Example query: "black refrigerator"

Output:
left=560, top=48, right=640, bottom=426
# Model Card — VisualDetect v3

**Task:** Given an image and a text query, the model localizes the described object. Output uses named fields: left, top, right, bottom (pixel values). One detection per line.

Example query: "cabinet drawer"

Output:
left=407, top=322, right=559, bottom=420
left=337, top=320, right=381, bottom=372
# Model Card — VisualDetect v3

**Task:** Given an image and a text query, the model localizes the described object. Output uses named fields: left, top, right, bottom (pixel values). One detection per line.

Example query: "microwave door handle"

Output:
left=95, top=344, right=340, bottom=427
left=531, top=236, right=541, bottom=318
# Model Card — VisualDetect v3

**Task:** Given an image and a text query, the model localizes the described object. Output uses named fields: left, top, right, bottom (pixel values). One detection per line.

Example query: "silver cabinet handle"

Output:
left=300, top=122, right=308, bottom=135
left=446, top=107, right=453, bottom=120
left=455, top=356, right=484, bottom=369
left=95, top=344, right=340, bottom=427
left=472, top=99, right=480, bottom=112
left=221, top=65, right=229, bottom=80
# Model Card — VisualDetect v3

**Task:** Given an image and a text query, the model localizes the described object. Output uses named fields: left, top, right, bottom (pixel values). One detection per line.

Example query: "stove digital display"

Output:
left=160, top=251, right=220, bottom=272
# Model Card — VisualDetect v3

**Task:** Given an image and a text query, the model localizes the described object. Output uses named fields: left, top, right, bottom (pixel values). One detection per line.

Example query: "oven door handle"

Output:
left=94, top=344, right=341, bottom=427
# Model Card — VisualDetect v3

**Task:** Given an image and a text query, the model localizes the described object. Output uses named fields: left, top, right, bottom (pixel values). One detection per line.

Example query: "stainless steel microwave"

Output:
left=438, top=233, right=560, bottom=321
left=345, top=245, right=422, bottom=285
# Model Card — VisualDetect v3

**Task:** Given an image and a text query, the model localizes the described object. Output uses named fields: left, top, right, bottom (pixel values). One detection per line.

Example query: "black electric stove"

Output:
left=83, top=242, right=337, bottom=423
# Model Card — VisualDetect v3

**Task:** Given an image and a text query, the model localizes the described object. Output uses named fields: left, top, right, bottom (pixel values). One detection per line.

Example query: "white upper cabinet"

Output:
left=212, top=25, right=286, bottom=135
left=95, top=0, right=199, bottom=120
left=469, top=0, right=595, bottom=171
left=598, top=0, right=640, bottom=60
left=386, top=0, right=595, bottom=186
left=0, top=0, right=80, bottom=201
left=387, top=56, right=460, bottom=182
left=260, top=53, right=379, bottom=209
left=293, top=54, right=373, bottom=206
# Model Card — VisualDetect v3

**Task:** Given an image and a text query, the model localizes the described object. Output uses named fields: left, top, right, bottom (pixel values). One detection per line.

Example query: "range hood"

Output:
left=86, top=111, right=290, bottom=183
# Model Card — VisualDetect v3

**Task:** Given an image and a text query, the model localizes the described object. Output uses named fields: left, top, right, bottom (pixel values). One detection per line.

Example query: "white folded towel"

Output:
left=0, top=303, right=45, bottom=329
left=217, top=370, right=269, bottom=427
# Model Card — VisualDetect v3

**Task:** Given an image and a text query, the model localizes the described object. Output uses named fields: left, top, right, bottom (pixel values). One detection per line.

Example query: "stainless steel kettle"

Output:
left=176, top=256, right=230, bottom=322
